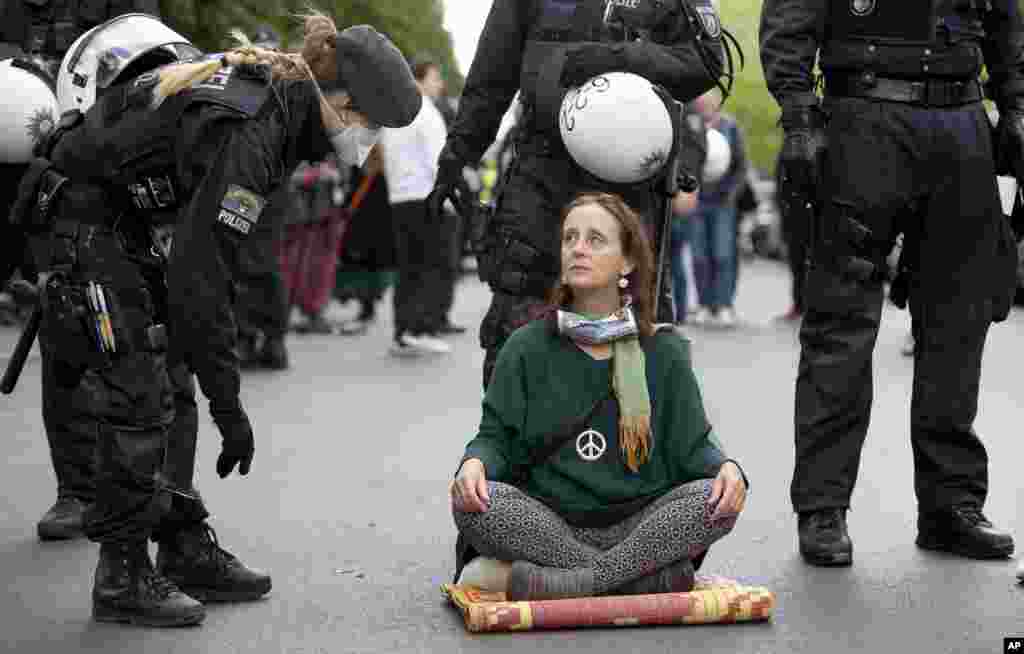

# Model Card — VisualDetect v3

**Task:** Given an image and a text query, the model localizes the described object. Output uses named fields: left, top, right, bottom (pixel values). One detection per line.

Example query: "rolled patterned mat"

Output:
left=442, top=575, right=775, bottom=633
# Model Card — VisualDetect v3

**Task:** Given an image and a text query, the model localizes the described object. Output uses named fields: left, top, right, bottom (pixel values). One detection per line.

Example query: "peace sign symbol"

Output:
left=576, top=429, right=607, bottom=462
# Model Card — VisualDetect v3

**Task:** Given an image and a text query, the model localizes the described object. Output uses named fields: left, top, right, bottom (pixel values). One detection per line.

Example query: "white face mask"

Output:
left=330, top=125, right=380, bottom=168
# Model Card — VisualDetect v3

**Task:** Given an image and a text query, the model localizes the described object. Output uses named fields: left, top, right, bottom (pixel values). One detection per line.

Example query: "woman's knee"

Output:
left=451, top=481, right=522, bottom=525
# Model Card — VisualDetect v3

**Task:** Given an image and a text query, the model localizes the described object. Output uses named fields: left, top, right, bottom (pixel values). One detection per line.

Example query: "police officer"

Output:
left=0, top=0, right=161, bottom=76
left=427, top=0, right=732, bottom=388
left=9, top=16, right=421, bottom=625
left=760, top=0, right=1023, bottom=565
left=0, top=0, right=167, bottom=541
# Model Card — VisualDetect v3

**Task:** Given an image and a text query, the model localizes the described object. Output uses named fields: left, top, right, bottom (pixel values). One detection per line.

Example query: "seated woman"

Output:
left=449, top=192, right=748, bottom=601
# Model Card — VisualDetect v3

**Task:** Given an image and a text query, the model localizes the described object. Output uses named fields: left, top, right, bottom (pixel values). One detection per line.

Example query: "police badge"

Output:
left=696, top=6, right=722, bottom=39
left=850, top=0, right=876, bottom=17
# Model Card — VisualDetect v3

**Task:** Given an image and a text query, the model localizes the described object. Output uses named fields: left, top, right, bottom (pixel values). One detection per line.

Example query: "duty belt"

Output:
left=528, top=27, right=606, bottom=42
left=826, top=74, right=982, bottom=107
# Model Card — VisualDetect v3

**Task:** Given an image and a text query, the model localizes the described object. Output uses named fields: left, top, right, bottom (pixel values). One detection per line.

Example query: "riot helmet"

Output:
left=57, top=13, right=201, bottom=114
left=559, top=72, right=675, bottom=184
left=0, top=58, right=59, bottom=163
left=703, top=127, right=732, bottom=184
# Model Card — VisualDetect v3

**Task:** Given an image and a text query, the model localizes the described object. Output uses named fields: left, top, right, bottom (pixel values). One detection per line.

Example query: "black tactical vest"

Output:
left=48, top=60, right=273, bottom=217
left=821, top=0, right=990, bottom=79
left=520, top=0, right=610, bottom=108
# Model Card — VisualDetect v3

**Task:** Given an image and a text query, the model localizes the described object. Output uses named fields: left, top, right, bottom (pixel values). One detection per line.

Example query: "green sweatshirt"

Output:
left=463, top=320, right=731, bottom=527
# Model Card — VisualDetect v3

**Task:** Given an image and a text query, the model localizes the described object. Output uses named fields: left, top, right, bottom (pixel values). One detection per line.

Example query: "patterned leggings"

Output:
left=453, top=479, right=736, bottom=593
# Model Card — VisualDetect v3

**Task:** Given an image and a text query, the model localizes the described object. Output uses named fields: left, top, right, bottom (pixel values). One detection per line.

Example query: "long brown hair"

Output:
left=548, top=192, right=657, bottom=338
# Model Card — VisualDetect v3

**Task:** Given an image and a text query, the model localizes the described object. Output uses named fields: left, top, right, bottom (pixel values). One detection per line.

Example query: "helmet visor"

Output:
left=65, top=14, right=200, bottom=90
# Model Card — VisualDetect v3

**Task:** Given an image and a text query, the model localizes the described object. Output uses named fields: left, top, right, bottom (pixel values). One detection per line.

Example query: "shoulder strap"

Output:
left=510, top=386, right=616, bottom=483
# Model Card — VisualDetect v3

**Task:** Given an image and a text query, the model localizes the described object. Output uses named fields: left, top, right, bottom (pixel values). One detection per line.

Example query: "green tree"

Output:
left=159, top=0, right=462, bottom=92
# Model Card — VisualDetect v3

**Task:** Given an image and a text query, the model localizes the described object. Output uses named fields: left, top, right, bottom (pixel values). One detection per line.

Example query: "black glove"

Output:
left=560, top=44, right=624, bottom=88
left=210, top=401, right=254, bottom=478
left=779, top=105, right=827, bottom=200
left=995, top=109, right=1024, bottom=182
left=427, top=145, right=470, bottom=222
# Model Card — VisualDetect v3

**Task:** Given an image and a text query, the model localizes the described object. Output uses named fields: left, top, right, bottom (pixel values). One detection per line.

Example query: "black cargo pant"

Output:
left=479, top=136, right=672, bottom=388
left=0, top=164, right=96, bottom=504
left=36, top=224, right=208, bottom=544
left=236, top=185, right=290, bottom=342
left=392, top=198, right=450, bottom=339
left=39, top=340, right=97, bottom=503
left=793, top=96, right=1018, bottom=515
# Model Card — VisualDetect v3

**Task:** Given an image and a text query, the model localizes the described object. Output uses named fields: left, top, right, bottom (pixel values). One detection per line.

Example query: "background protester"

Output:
left=236, top=184, right=293, bottom=370
left=687, top=89, right=749, bottom=329
left=333, top=148, right=398, bottom=336
left=381, top=52, right=454, bottom=356
left=283, top=156, right=352, bottom=335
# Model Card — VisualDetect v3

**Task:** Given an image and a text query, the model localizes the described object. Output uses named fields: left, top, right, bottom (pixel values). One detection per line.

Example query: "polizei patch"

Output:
left=697, top=6, right=722, bottom=39
left=216, top=184, right=265, bottom=235
left=850, top=0, right=876, bottom=16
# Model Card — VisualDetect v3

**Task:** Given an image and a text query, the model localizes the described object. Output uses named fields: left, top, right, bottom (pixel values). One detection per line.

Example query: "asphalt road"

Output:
left=1, top=259, right=1021, bottom=653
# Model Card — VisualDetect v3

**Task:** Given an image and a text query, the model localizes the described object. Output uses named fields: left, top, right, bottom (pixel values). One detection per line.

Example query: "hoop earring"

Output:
left=618, top=276, right=629, bottom=289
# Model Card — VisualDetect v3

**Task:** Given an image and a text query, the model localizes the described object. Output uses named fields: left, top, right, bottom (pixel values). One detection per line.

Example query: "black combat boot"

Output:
left=240, top=333, right=289, bottom=370
left=92, top=541, right=205, bottom=627
left=798, top=508, right=853, bottom=567
left=37, top=496, right=89, bottom=541
left=156, top=523, right=272, bottom=602
left=916, top=505, right=1015, bottom=559
left=258, top=335, right=289, bottom=370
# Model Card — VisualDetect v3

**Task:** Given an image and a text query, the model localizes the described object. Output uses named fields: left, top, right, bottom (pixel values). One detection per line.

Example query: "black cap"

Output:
left=328, top=25, right=421, bottom=128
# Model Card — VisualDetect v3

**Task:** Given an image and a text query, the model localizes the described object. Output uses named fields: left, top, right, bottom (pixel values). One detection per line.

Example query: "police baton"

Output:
left=1, top=305, right=42, bottom=395
left=654, top=100, right=687, bottom=309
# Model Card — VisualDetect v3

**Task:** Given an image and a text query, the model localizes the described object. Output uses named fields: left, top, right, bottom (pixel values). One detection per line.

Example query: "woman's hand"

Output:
left=709, top=461, right=746, bottom=521
left=449, top=458, right=491, bottom=513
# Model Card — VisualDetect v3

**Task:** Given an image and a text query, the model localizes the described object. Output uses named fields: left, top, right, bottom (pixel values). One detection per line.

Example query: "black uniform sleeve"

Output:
left=759, top=0, right=827, bottom=110
left=565, top=1, right=725, bottom=104
left=446, top=0, right=531, bottom=163
left=168, top=108, right=274, bottom=412
left=983, top=0, right=1024, bottom=110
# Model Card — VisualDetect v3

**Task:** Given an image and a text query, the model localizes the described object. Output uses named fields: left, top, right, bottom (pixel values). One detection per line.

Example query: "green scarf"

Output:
left=557, top=307, right=652, bottom=472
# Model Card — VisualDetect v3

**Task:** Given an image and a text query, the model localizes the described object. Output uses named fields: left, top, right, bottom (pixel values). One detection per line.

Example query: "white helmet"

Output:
left=559, top=72, right=674, bottom=184
left=57, top=13, right=200, bottom=114
left=0, top=58, right=58, bottom=163
left=703, top=127, right=732, bottom=184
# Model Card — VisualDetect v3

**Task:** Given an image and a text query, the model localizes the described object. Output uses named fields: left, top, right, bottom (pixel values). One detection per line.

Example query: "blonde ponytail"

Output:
left=147, top=11, right=348, bottom=136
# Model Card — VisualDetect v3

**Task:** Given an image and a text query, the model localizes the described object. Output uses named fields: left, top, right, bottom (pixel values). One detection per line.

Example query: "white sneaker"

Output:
left=716, top=307, right=737, bottom=329
left=689, top=307, right=713, bottom=326
left=1017, top=558, right=1024, bottom=584
left=389, top=332, right=452, bottom=356
left=456, top=557, right=512, bottom=592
